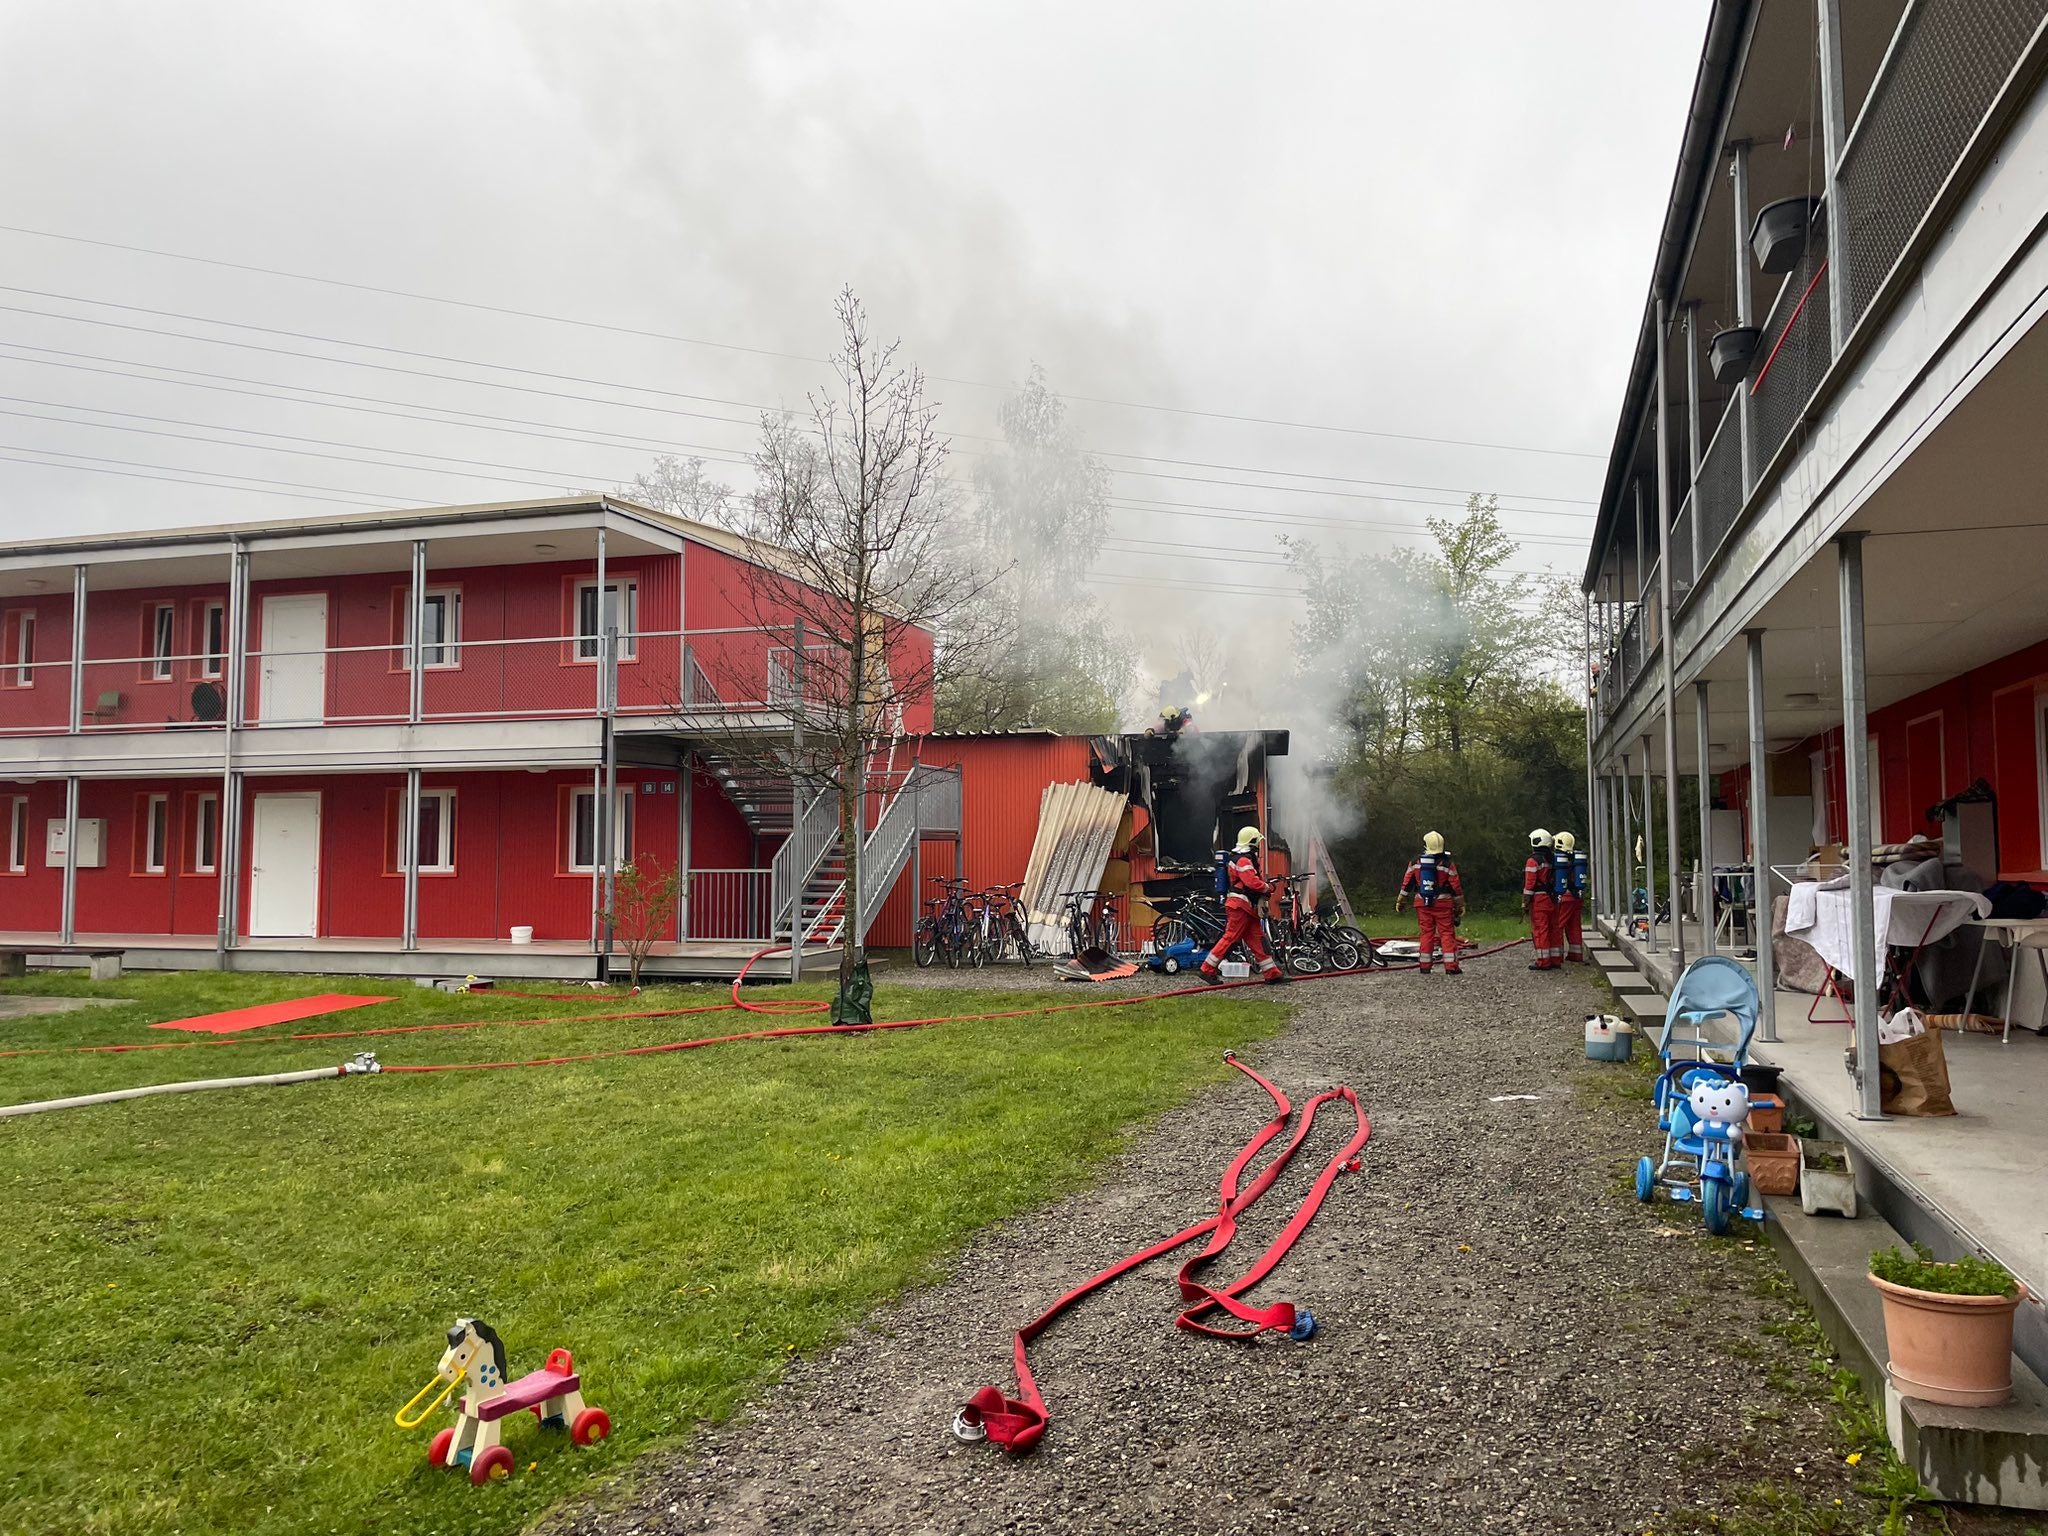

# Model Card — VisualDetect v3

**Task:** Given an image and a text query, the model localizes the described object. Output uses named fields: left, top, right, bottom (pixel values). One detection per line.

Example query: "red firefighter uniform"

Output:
left=1396, top=845, right=1464, bottom=974
left=1201, top=832, right=1284, bottom=983
left=1523, top=830, right=1561, bottom=970
left=1554, top=834, right=1586, bottom=963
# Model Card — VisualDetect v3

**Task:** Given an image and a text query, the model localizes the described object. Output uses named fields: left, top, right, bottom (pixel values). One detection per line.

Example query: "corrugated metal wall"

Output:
left=867, top=735, right=1096, bottom=946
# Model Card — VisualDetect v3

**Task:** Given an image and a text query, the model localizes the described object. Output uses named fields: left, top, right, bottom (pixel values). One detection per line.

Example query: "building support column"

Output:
left=407, top=539, right=427, bottom=723
left=1616, top=753, right=1632, bottom=928
left=1745, top=630, right=1778, bottom=1041
left=401, top=766, right=422, bottom=953
left=1684, top=302, right=1704, bottom=578
left=1655, top=296, right=1686, bottom=976
left=1817, top=0, right=1851, bottom=354
left=1641, top=735, right=1657, bottom=952
left=1838, top=536, right=1883, bottom=1117
left=677, top=749, right=693, bottom=942
left=1696, top=680, right=1715, bottom=957
left=589, top=527, right=608, bottom=955
left=1731, top=142, right=1759, bottom=497
left=58, top=775, right=79, bottom=945
left=218, top=544, right=251, bottom=956
left=67, top=565, right=86, bottom=734
left=790, top=618, right=808, bottom=984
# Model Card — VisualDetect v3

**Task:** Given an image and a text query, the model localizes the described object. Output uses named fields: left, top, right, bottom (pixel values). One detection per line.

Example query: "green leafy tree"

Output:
left=1287, top=496, right=1585, bottom=905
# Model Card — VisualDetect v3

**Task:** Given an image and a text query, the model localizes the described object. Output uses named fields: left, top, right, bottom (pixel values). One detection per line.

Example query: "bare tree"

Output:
left=627, top=455, right=741, bottom=533
left=1174, top=626, right=1230, bottom=704
left=935, top=366, right=1133, bottom=733
left=686, top=289, right=1004, bottom=1000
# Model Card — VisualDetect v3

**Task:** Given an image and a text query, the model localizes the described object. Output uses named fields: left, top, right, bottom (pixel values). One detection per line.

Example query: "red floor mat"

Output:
left=149, top=993, right=395, bottom=1035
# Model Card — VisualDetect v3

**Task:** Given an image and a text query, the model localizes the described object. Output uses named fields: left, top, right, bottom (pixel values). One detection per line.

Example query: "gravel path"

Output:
left=548, top=950, right=1889, bottom=1535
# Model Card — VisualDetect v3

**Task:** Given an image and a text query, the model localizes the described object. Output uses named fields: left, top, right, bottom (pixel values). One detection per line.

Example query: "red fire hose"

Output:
left=955, top=1053, right=1371, bottom=1453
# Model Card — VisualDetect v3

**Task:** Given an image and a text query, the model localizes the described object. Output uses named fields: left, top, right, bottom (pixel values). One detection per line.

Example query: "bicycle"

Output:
left=977, top=882, right=1035, bottom=965
left=1273, top=874, right=1364, bottom=973
left=1056, top=888, right=1120, bottom=958
left=913, top=877, right=977, bottom=968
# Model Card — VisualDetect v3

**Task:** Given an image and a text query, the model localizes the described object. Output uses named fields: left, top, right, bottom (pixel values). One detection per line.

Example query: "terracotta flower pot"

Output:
left=1868, top=1274, right=2028, bottom=1407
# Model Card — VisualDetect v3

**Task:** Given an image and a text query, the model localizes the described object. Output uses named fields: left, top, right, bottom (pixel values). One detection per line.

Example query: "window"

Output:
left=404, top=589, right=462, bottom=669
left=141, top=794, right=168, bottom=874
left=5, top=797, right=24, bottom=874
left=149, top=604, right=176, bottom=681
left=191, top=792, right=218, bottom=874
left=197, top=601, right=226, bottom=679
left=9, top=611, right=34, bottom=687
left=567, top=786, right=633, bottom=872
left=394, top=787, right=456, bottom=874
left=575, top=580, right=638, bottom=660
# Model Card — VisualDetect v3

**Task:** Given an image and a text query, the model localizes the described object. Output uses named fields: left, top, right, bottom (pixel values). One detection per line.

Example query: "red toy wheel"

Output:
left=427, top=1428, right=456, bottom=1469
left=470, top=1445, right=515, bottom=1485
left=571, top=1407, right=611, bottom=1446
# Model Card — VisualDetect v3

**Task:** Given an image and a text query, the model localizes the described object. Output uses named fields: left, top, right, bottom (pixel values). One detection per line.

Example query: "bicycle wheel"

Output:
left=913, top=918, right=939, bottom=969
left=1153, top=917, right=1189, bottom=950
left=1323, top=936, right=1362, bottom=971
left=1009, top=914, right=1036, bottom=966
left=1094, top=916, right=1120, bottom=955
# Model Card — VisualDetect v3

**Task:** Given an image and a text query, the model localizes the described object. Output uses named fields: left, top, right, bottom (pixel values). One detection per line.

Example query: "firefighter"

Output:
left=1554, top=830, right=1586, bottom=963
left=1200, top=826, right=1284, bottom=984
left=1523, top=828, right=1561, bottom=970
left=1394, top=830, right=1465, bottom=974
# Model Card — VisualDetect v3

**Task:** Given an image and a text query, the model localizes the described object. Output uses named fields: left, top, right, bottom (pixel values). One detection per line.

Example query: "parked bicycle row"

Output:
left=910, top=874, right=1378, bottom=976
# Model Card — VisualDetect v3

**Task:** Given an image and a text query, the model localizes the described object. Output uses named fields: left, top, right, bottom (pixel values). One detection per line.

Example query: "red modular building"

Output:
left=0, top=497, right=1313, bottom=979
left=0, top=497, right=947, bottom=979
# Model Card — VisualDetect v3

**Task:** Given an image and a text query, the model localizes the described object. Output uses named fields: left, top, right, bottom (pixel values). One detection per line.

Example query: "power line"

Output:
left=0, top=222, right=1608, bottom=461
left=0, top=347, right=1599, bottom=546
left=0, top=298, right=1597, bottom=509
left=0, top=448, right=396, bottom=507
left=0, top=440, right=431, bottom=503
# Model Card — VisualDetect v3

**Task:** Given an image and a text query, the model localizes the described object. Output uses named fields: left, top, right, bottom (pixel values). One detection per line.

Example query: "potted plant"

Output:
left=1710, top=326, right=1761, bottom=383
left=1751, top=195, right=1824, bottom=274
left=1868, top=1243, right=2028, bottom=1407
left=1799, top=1138, right=1856, bottom=1218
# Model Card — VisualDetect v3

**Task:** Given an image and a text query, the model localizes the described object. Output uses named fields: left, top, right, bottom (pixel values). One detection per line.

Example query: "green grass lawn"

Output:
left=0, top=971, right=1286, bottom=1536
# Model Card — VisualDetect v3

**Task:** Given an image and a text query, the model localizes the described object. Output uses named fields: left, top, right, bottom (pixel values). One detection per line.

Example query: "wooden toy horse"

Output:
left=396, top=1316, right=611, bottom=1484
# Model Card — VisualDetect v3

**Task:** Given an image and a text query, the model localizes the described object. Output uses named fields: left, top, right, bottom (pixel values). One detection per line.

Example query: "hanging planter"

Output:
left=1868, top=1243, right=2027, bottom=1407
left=1709, top=326, right=1761, bottom=383
left=1752, top=196, right=1823, bottom=274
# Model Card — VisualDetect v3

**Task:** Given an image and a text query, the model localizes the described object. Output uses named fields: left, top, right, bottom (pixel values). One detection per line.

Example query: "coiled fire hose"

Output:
left=955, top=1052, right=1371, bottom=1453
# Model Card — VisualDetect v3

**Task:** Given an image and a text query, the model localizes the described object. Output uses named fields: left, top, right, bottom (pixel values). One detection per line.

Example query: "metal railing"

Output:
left=1693, top=395, right=1744, bottom=571
left=0, top=624, right=833, bottom=736
left=1669, top=492, right=1696, bottom=602
left=769, top=792, right=841, bottom=939
left=1749, top=230, right=1833, bottom=471
left=1837, top=0, right=2048, bottom=334
left=683, top=869, right=775, bottom=941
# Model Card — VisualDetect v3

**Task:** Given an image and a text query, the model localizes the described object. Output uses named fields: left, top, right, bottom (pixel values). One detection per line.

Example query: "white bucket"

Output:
left=509, top=925, right=534, bottom=945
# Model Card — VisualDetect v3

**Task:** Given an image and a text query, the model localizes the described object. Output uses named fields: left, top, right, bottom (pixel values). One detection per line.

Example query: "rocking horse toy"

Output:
left=396, top=1316, right=612, bottom=1484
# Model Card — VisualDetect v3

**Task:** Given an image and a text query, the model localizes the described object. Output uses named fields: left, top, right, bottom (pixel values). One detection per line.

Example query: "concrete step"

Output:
left=1765, top=1197, right=2048, bottom=1509
left=1615, top=991, right=1670, bottom=1027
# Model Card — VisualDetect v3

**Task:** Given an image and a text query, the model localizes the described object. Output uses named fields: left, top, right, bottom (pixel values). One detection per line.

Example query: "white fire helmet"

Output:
left=1529, top=828, right=1553, bottom=849
left=1423, top=831, right=1445, bottom=855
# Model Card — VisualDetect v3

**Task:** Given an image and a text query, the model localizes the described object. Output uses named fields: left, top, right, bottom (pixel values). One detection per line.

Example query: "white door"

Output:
left=259, top=594, right=328, bottom=723
left=250, top=793, right=321, bottom=937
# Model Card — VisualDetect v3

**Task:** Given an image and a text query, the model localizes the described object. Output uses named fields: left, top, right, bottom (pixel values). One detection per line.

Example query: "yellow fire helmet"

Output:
left=1423, top=831, right=1445, bottom=855
left=1555, top=831, right=1577, bottom=852
left=1235, top=826, right=1263, bottom=851
left=1529, top=828, right=1553, bottom=849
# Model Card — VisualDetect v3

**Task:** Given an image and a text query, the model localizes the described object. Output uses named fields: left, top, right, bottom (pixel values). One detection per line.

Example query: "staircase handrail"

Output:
left=770, top=791, right=840, bottom=936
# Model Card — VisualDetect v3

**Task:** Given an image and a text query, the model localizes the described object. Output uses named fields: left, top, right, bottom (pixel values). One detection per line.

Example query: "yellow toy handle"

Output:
left=395, top=1366, right=465, bottom=1429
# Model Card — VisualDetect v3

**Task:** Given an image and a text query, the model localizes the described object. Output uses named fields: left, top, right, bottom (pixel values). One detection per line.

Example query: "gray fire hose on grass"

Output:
left=0, top=1052, right=382, bottom=1119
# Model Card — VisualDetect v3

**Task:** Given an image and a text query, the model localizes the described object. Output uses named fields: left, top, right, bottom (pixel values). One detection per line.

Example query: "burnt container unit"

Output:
left=1093, top=728, right=1290, bottom=901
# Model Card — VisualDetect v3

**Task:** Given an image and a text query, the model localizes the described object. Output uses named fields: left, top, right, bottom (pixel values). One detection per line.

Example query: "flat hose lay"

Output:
left=0, top=940, right=1527, bottom=1097
left=955, top=1054, right=1371, bottom=1453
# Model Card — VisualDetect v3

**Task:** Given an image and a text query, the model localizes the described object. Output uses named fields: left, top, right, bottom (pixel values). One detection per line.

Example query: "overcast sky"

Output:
left=0, top=0, right=1706, bottom=641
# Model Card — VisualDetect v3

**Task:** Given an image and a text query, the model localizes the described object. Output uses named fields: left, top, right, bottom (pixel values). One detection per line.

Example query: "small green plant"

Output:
left=1869, top=1241, right=2018, bottom=1297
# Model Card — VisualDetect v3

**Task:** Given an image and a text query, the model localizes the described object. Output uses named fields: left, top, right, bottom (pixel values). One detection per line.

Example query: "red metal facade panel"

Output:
left=867, top=736, right=1095, bottom=946
left=1723, top=632, right=2048, bottom=880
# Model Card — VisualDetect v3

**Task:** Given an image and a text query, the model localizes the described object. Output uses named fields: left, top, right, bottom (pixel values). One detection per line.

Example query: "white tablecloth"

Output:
left=1782, top=885, right=1990, bottom=980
